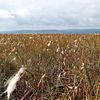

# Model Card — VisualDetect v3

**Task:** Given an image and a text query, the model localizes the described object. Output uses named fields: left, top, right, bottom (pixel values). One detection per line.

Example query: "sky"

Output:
left=0, top=0, right=100, bottom=31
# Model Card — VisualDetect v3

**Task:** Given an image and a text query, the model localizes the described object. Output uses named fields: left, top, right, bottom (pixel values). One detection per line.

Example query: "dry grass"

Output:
left=0, top=34, right=100, bottom=100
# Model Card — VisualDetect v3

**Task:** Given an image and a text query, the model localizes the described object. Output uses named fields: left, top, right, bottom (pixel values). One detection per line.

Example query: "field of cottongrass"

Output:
left=0, top=34, right=100, bottom=100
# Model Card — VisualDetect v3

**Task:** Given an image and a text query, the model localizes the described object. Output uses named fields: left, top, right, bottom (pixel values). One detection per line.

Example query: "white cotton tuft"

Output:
left=17, top=66, right=26, bottom=75
left=6, top=74, right=20, bottom=99
left=3, top=66, right=26, bottom=100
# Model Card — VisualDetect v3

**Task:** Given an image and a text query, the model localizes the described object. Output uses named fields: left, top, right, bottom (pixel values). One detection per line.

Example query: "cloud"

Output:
left=0, top=0, right=100, bottom=30
left=0, top=10, right=13, bottom=19
left=15, top=8, right=30, bottom=18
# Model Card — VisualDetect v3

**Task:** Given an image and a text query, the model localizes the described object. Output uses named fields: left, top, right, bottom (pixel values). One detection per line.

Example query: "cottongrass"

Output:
left=38, top=74, right=46, bottom=89
left=0, top=66, right=26, bottom=100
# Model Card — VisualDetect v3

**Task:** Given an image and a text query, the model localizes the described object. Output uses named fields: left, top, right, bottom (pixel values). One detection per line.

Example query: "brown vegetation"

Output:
left=0, top=34, right=100, bottom=100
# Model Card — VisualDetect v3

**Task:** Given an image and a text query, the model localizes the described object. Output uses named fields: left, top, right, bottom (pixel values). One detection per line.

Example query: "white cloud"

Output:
left=0, top=0, right=100, bottom=30
left=0, top=10, right=13, bottom=19
left=15, top=8, right=31, bottom=18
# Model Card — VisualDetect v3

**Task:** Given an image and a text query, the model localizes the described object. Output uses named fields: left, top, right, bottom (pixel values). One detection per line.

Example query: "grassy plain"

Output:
left=0, top=34, right=100, bottom=100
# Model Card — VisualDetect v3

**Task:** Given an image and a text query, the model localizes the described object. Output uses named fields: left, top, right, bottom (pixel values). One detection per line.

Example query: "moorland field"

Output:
left=0, top=34, right=100, bottom=100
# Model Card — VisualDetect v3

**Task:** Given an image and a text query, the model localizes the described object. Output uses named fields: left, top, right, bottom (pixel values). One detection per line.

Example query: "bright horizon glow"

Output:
left=0, top=0, right=100, bottom=31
